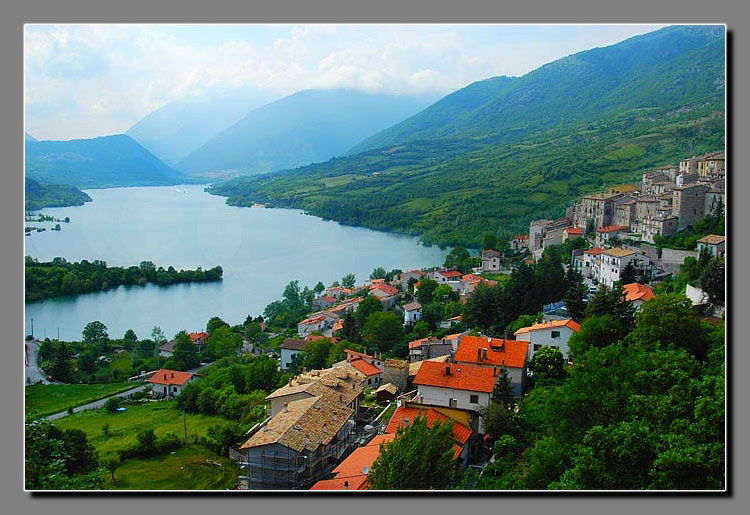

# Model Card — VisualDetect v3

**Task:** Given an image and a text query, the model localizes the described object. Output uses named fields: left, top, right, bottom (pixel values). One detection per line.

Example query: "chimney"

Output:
left=288, top=377, right=293, bottom=386
left=445, top=365, right=451, bottom=376
left=283, top=402, right=289, bottom=413
left=171, top=372, right=174, bottom=378
left=493, top=366, right=498, bottom=376
left=323, top=424, right=328, bottom=435
left=164, top=373, right=167, bottom=380
left=487, top=337, right=491, bottom=343
left=333, top=412, right=338, bottom=422
left=477, top=347, right=482, bottom=361
left=344, top=480, right=349, bottom=490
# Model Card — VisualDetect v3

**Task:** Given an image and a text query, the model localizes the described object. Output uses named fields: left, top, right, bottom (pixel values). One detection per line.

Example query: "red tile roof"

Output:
left=349, top=358, right=382, bottom=377
left=299, top=315, right=326, bottom=325
left=514, top=319, right=581, bottom=335
left=565, top=228, right=583, bottom=235
left=309, top=434, right=396, bottom=490
left=309, top=475, right=369, bottom=491
left=305, top=334, right=338, bottom=344
left=369, top=283, right=399, bottom=296
left=316, top=296, right=337, bottom=303
left=584, top=247, right=604, bottom=255
left=408, top=337, right=431, bottom=349
left=281, top=338, right=307, bottom=351
left=623, top=282, right=655, bottom=303
left=514, top=234, right=529, bottom=240
left=402, top=301, right=422, bottom=311
left=345, top=349, right=374, bottom=361
left=454, top=335, right=529, bottom=369
left=440, top=270, right=463, bottom=279
left=188, top=332, right=208, bottom=343
left=385, top=406, right=472, bottom=444
left=147, top=369, right=194, bottom=386
left=596, top=225, right=629, bottom=233
left=414, top=361, right=498, bottom=393
left=332, top=320, right=344, bottom=332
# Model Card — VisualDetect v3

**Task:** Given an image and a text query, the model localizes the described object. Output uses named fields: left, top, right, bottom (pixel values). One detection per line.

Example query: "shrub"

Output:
left=103, top=397, right=121, bottom=413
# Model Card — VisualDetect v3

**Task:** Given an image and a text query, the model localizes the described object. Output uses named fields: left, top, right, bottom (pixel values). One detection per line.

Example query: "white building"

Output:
left=598, top=248, right=650, bottom=288
left=279, top=338, right=307, bottom=371
left=514, top=319, right=581, bottom=361
left=147, top=369, right=196, bottom=399
left=402, top=301, right=422, bottom=324
left=696, top=234, right=725, bottom=257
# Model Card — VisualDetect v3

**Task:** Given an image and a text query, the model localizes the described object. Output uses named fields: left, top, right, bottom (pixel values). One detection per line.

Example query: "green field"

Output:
left=53, top=400, right=236, bottom=458
left=107, top=445, right=239, bottom=490
left=25, top=382, right=138, bottom=419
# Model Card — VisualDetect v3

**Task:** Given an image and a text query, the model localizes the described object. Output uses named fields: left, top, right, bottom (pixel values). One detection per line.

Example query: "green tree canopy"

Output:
left=531, top=346, right=566, bottom=386
left=370, top=267, right=387, bottom=280
left=368, top=416, right=456, bottom=490
left=341, top=273, right=356, bottom=289
left=415, top=278, right=439, bottom=306
left=361, top=311, right=404, bottom=354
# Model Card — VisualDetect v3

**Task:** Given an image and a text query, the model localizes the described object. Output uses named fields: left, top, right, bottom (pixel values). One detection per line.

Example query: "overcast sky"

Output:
left=25, top=24, right=667, bottom=141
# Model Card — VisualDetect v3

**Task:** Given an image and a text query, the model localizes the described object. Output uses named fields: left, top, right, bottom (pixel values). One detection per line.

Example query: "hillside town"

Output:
left=25, top=147, right=727, bottom=491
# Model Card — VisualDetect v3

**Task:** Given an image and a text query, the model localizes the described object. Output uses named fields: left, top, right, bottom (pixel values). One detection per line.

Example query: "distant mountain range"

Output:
left=25, top=134, right=190, bottom=189
left=176, top=89, right=438, bottom=176
left=209, top=25, right=726, bottom=247
left=25, top=132, right=38, bottom=142
left=126, top=90, right=277, bottom=165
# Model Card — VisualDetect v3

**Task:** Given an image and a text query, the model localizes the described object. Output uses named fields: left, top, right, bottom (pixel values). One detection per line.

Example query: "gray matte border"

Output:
left=2, top=0, right=746, bottom=515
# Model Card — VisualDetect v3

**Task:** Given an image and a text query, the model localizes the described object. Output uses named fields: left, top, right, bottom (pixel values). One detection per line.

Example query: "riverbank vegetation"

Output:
left=25, top=257, right=223, bottom=302
left=25, top=177, right=92, bottom=211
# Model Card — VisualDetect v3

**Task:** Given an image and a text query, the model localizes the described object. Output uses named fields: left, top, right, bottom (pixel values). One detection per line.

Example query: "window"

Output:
left=551, top=331, right=560, bottom=339
left=470, top=394, right=479, bottom=404
left=368, top=378, right=371, bottom=385
left=534, top=344, right=542, bottom=351
left=173, top=386, right=178, bottom=393
left=449, top=399, right=458, bottom=408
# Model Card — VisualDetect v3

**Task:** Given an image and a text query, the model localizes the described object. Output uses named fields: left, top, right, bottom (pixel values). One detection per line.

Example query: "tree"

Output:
left=509, top=314, right=539, bottom=334
left=151, top=326, right=167, bottom=348
left=432, top=284, right=453, bottom=303
left=136, top=338, right=156, bottom=358
left=326, top=340, right=365, bottom=367
left=61, top=428, right=98, bottom=474
left=136, top=428, right=157, bottom=454
left=104, top=397, right=121, bottom=413
left=530, top=346, right=566, bottom=386
left=619, top=262, right=637, bottom=285
left=415, top=278, right=439, bottom=305
left=355, top=295, right=384, bottom=326
left=339, top=310, right=360, bottom=343
left=206, top=316, right=230, bottom=335
left=168, top=331, right=200, bottom=370
left=48, top=341, right=73, bottom=383
left=700, top=256, right=725, bottom=306
left=82, top=321, right=109, bottom=350
left=563, top=281, right=588, bottom=322
left=368, top=416, right=456, bottom=489
left=567, top=314, right=627, bottom=360
left=361, top=312, right=404, bottom=354
left=585, top=283, right=635, bottom=330
left=341, top=273, right=356, bottom=289
left=370, top=267, right=387, bottom=280
left=123, top=329, right=138, bottom=344
left=102, top=455, right=120, bottom=481
left=301, top=338, right=333, bottom=370
left=482, top=233, right=499, bottom=251
left=444, top=246, right=471, bottom=272
left=313, top=281, right=325, bottom=295
left=204, top=326, right=242, bottom=360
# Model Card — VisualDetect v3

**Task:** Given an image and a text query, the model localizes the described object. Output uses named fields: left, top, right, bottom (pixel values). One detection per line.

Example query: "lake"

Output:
left=24, top=185, right=447, bottom=341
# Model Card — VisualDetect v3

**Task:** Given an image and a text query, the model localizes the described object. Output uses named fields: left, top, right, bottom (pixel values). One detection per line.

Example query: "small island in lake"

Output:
left=25, top=257, right=223, bottom=302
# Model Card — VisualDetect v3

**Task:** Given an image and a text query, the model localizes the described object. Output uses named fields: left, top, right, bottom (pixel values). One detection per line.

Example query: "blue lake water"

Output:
left=24, top=185, right=446, bottom=341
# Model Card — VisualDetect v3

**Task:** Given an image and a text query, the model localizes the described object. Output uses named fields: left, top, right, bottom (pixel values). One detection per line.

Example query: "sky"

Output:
left=25, top=24, right=667, bottom=141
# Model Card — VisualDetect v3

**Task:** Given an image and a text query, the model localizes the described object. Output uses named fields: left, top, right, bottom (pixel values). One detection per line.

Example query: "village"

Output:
left=120, top=148, right=725, bottom=491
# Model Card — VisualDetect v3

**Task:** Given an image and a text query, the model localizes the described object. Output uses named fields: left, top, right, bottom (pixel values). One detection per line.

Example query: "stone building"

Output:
left=672, top=184, right=710, bottom=229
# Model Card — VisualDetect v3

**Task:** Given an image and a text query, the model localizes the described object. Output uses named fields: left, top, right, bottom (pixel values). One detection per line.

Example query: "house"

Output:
left=696, top=150, right=725, bottom=179
left=511, top=234, right=529, bottom=252
left=438, top=315, right=462, bottom=329
left=280, top=338, right=307, bottom=371
left=640, top=214, right=679, bottom=243
left=595, top=225, right=630, bottom=247
left=407, top=354, right=450, bottom=391
left=348, top=358, right=383, bottom=388
left=325, top=285, right=343, bottom=299
left=598, top=247, right=650, bottom=287
left=297, top=315, right=329, bottom=338
left=369, top=282, right=399, bottom=299
left=345, top=349, right=383, bottom=370
left=382, top=359, right=409, bottom=392
left=311, top=296, right=337, bottom=311
left=622, top=282, right=655, bottom=311
left=238, top=395, right=357, bottom=489
left=443, top=331, right=469, bottom=351
left=459, top=274, right=496, bottom=301
left=402, top=301, right=422, bottom=324
left=159, top=339, right=177, bottom=358
left=431, top=269, right=463, bottom=287
left=413, top=361, right=499, bottom=434
left=481, top=249, right=502, bottom=272
left=571, top=192, right=623, bottom=231
left=309, top=433, right=396, bottom=490
left=398, top=270, right=426, bottom=290
left=514, top=319, right=581, bottom=362
left=672, top=184, right=710, bottom=230
left=188, top=332, right=209, bottom=348
left=562, top=227, right=583, bottom=243
left=147, top=369, right=196, bottom=398
left=408, top=337, right=453, bottom=363
left=696, top=234, right=725, bottom=257
left=453, top=335, right=529, bottom=396
left=375, top=383, right=398, bottom=403
left=580, top=247, right=604, bottom=280
left=266, top=366, right=366, bottom=417
left=385, top=405, right=473, bottom=465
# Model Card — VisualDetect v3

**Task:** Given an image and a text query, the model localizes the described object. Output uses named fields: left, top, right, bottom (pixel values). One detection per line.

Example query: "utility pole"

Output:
left=182, top=410, right=188, bottom=446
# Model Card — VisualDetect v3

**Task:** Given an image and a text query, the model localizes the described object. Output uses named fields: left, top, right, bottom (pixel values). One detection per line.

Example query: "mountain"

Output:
left=126, top=90, right=277, bottom=165
left=25, top=177, right=92, bottom=211
left=208, top=25, right=725, bottom=247
left=25, top=132, right=37, bottom=142
left=176, top=89, right=438, bottom=176
left=25, top=134, right=190, bottom=189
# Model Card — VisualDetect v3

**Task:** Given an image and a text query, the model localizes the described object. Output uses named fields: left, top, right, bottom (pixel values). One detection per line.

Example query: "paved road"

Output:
left=25, top=340, right=52, bottom=385
left=42, top=361, right=217, bottom=421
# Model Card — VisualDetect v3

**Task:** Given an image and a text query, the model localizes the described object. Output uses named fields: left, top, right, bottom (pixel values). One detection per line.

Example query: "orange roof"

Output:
left=623, top=282, right=655, bottom=303
left=454, top=335, right=529, bottom=369
left=309, top=475, right=368, bottom=491
left=346, top=349, right=373, bottom=361
left=414, top=361, right=497, bottom=393
left=514, top=234, right=528, bottom=240
left=332, top=320, right=344, bottom=332
left=349, top=358, right=382, bottom=377
left=299, top=315, right=326, bottom=325
left=316, top=296, right=337, bottom=303
left=565, top=228, right=583, bottom=235
left=188, top=332, right=208, bottom=342
left=147, top=369, right=194, bottom=386
left=404, top=270, right=426, bottom=276
left=305, top=334, right=338, bottom=344
left=309, top=434, right=396, bottom=490
left=408, top=337, right=431, bottom=349
left=386, top=406, right=472, bottom=444
left=596, top=225, right=629, bottom=233
left=514, top=319, right=581, bottom=335
left=369, top=283, right=399, bottom=296
left=584, top=247, right=604, bottom=255
left=440, top=270, right=463, bottom=279
left=461, top=274, right=483, bottom=282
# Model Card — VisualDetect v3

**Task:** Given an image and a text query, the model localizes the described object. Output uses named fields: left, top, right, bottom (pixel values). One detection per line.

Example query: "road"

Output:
left=25, top=340, right=52, bottom=385
left=42, top=361, right=217, bottom=421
